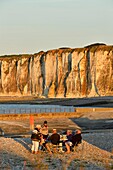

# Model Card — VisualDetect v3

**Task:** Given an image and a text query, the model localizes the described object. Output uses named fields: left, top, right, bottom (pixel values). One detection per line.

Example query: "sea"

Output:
left=0, top=103, right=75, bottom=114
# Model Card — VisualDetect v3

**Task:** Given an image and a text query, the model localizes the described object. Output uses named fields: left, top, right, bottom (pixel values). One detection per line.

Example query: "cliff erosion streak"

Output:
left=0, top=44, right=113, bottom=98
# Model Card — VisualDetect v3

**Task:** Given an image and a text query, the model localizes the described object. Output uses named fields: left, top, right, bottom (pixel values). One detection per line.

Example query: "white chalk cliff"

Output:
left=0, top=43, right=113, bottom=98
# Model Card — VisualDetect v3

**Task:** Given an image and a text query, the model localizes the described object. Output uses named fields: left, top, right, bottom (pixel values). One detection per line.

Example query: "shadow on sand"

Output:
left=70, top=117, right=113, bottom=131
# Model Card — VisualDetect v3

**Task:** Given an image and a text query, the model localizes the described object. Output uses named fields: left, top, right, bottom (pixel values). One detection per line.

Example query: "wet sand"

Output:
left=0, top=96, right=113, bottom=107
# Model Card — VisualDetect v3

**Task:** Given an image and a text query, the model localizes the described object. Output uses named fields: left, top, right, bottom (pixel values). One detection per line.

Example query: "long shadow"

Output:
left=70, top=117, right=113, bottom=152
left=14, top=138, right=31, bottom=152
left=70, top=117, right=113, bottom=131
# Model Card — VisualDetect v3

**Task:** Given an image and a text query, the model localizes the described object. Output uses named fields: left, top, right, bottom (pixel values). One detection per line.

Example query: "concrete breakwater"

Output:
left=0, top=107, right=113, bottom=119
left=0, top=112, right=81, bottom=120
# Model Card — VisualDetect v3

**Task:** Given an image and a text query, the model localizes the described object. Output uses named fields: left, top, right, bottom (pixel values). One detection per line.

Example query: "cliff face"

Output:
left=0, top=44, right=113, bottom=98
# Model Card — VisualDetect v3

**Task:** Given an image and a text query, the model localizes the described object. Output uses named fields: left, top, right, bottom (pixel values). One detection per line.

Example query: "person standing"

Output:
left=31, top=124, right=42, bottom=154
left=41, top=120, right=49, bottom=140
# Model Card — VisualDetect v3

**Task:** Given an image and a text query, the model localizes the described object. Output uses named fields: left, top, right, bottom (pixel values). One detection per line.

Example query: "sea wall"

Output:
left=0, top=44, right=113, bottom=98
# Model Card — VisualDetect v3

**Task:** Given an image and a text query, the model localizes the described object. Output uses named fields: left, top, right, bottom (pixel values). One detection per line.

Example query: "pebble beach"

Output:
left=0, top=134, right=113, bottom=170
left=0, top=124, right=113, bottom=169
left=0, top=97, right=113, bottom=169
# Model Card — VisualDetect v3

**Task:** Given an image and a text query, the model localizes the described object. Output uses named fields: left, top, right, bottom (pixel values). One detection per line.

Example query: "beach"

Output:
left=0, top=113, right=113, bottom=169
left=0, top=97, right=113, bottom=169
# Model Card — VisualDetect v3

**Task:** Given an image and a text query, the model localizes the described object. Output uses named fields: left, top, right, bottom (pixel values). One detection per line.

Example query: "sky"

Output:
left=0, top=0, right=113, bottom=56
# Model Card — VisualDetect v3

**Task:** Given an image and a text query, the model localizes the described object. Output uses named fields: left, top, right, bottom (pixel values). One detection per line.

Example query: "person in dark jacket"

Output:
left=72, top=129, right=82, bottom=146
left=45, top=129, right=60, bottom=154
left=31, top=124, right=42, bottom=154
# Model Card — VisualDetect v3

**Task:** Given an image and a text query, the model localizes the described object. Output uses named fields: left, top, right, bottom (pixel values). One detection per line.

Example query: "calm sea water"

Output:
left=0, top=104, right=75, bottom=114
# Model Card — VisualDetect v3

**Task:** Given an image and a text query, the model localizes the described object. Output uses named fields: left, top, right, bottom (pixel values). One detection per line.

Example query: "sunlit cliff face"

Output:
left=0, top=44, right=113, bottom=98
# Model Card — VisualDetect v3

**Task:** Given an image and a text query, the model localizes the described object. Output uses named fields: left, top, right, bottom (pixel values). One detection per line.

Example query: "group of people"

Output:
left=31, top=120, right=82, bottom=154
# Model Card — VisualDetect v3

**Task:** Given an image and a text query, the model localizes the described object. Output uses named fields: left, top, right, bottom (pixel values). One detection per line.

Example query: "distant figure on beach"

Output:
left=31, top=124, right=42, bottom=154
left=0, top=128, right=4, bottom=136
left=41, top=120, right=49, bottom=140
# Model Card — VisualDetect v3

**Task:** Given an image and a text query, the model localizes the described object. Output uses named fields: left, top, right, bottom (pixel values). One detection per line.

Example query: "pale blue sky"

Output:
left=0, top=0, right=113, bottom=55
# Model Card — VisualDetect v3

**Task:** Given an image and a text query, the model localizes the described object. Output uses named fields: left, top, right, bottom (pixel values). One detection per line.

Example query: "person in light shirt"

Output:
left=64, top=130, right=73, bottom=153
left=41, top=120, right=49, bottom=140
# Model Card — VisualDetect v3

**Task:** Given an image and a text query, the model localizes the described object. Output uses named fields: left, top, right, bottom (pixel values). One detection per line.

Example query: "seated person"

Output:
left=72, top=129, right=82, bottom=146
left=45, top=128, right=60, bottom=154
left=64, top=130, right=73, bottom=153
